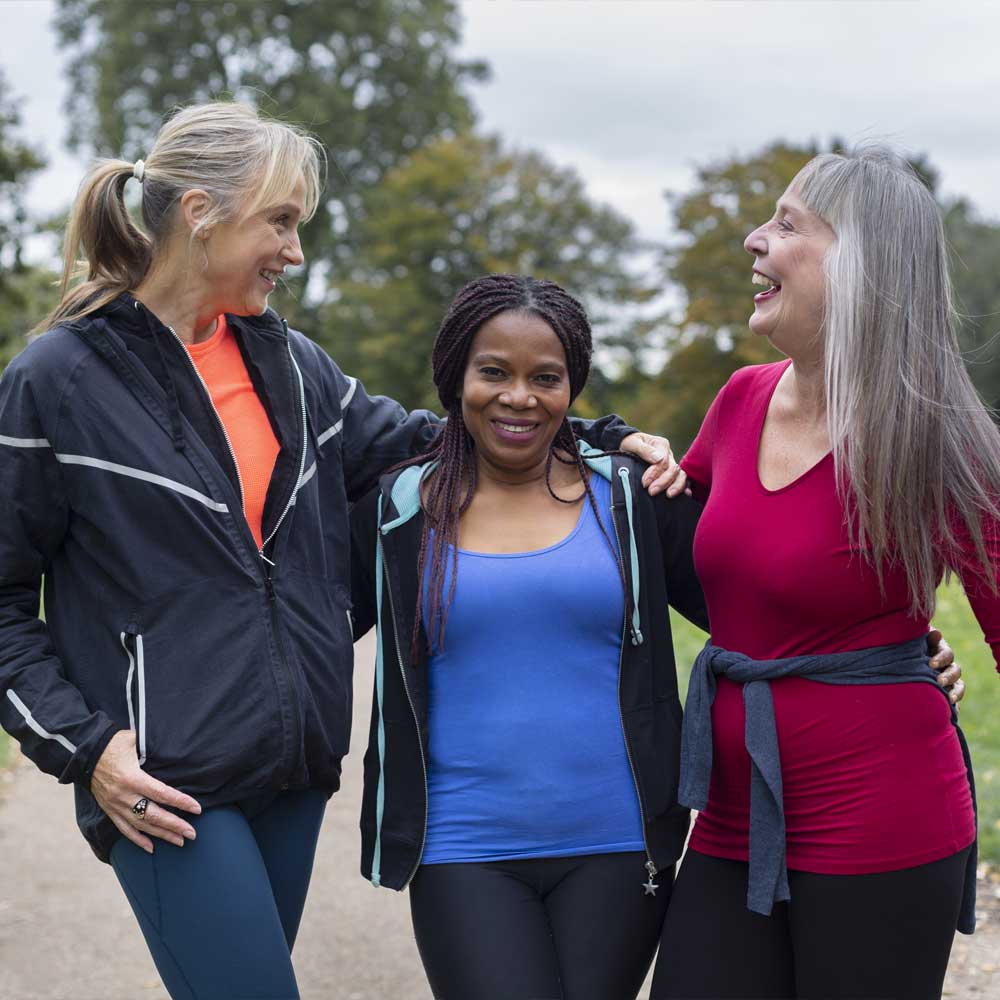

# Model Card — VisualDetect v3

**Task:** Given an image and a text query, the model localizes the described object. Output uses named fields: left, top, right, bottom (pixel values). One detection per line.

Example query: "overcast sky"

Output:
left=5, top=0, right=1000, bottom=262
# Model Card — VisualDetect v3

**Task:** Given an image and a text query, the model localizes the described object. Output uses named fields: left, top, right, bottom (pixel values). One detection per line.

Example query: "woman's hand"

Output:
left=927, top=628, right=964, bottom=706
left=620, top=433, right=689, bottom=498
left=90, top=730, right=202, bottom=853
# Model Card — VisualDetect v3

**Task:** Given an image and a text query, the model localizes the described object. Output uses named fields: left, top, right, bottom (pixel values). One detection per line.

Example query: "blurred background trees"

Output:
left=2, top=0, right=999, bottom=446
left=0, top=70, right=58, bottom=366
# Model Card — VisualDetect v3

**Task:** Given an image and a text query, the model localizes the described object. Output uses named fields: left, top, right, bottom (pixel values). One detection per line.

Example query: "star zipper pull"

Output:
left=643, top=859, right=659, bottom=896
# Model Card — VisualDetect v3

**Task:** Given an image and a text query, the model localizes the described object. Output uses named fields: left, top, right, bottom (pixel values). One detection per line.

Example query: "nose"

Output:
left=282, top=230, right=305, bottom=268
left=744, top=221, right=768, bottom=257
left=499, top=380, right=537, bottom=409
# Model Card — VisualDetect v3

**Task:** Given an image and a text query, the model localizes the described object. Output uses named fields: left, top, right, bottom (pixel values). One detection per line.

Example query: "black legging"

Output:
left=651, top=847, right=972, bottom=1000
left=409, top=851, right=672, bottom=1000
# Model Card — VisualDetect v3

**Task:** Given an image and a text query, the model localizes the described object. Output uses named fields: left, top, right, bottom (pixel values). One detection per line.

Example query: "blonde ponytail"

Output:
left=37, top=160, right=152, bottom=331
left=38, top=102, right=324, bottom=332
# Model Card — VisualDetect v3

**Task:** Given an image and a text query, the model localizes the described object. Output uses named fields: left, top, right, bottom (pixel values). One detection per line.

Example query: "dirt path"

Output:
left=2, top=634, right=998, bottom=999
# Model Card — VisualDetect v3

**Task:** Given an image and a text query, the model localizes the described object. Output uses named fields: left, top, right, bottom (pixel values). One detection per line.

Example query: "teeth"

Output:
left=260, top=270, right=280, bottom=281
left=497, top=422, right=534, bottom=434
left=752, top=273, right=778, bottom=289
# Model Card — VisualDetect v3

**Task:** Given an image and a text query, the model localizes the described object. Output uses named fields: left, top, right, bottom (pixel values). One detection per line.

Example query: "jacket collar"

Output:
left=377, top=441, right=617, bottom=536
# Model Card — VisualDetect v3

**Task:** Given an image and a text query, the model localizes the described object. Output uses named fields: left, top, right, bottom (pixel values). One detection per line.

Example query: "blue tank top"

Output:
left=420, top=474, right=645, bottom=864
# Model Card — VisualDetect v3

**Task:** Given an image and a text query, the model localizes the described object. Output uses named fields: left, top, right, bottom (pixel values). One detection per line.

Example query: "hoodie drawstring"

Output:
left=618, top=467, right=644, bottom=646
left=136, top=301, right=185, bottom=452
left=371, top=494, right=387, bottom=887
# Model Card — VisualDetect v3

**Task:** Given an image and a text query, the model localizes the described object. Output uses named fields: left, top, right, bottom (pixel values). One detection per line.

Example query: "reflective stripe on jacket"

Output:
left=0, top=293, right=439, bottom=860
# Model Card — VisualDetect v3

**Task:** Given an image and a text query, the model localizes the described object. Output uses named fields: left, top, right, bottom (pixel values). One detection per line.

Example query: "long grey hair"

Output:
left=794, top=145, right=1000, bottom=616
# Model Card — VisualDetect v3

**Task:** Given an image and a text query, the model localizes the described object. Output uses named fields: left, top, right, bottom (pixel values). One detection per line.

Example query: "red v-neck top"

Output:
left=680, top=361, right=987, bottom=873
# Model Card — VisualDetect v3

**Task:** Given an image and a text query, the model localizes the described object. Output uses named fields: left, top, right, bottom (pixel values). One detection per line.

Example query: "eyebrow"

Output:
left=472, top=353, right=567, bottom=372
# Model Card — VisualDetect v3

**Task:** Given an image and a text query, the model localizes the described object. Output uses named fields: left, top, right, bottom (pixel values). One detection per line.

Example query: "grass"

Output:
left=670, top=578, right=1000, bottom=864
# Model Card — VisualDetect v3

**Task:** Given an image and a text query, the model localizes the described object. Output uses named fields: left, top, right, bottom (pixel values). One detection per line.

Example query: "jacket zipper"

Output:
left=610, top=498, right=659, bottom=894
left=379, top=534, right=429, bottom=889
left=168, top=322, right=304, bottom=780
left=167, top=326, right=246, bottom=515
left=120, top=627, right=148, bottom=767
left=264, top=566, right=301, bottom=781
left=259, top=331, right=308, bottom=556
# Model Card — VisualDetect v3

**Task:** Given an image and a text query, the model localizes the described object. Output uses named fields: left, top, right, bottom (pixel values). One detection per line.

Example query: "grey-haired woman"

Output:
left=652, top=146, right=999, bottom=1000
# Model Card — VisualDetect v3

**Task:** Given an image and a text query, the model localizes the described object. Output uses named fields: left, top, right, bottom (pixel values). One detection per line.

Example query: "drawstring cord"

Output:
left=136, top=300, right=185, bottom=452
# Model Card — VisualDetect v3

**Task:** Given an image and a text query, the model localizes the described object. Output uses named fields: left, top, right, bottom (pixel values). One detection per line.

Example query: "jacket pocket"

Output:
left=120, top=627, right=148, bottom=767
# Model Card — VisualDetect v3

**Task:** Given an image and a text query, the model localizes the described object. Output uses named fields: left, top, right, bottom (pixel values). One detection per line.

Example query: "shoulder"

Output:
left=721, top=360, right=788, bottom=396
left=283, top=324, right=356, bottom=406
left=703, top=360, right=790, bottom=424
left=2, top=323, right=96, bottom=396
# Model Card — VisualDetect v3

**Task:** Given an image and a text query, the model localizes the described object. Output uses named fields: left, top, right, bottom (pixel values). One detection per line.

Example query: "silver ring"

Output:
left=131, top=797, right=150, bottom=820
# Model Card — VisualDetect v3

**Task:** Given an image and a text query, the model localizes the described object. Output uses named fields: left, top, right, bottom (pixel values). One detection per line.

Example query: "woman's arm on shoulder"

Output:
left=652, top=489, right=710, bottom=632
left=291, top=333, right=441, bottom=502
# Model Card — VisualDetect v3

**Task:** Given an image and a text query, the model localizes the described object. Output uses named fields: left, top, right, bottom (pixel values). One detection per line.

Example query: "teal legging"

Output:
left=111, top=788, right=327, bottom=1000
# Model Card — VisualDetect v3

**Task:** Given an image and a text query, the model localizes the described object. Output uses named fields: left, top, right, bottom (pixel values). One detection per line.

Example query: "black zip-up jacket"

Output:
left=0, top=296, right=636, bottom=862
left=349, top=447, right=710, bottom=891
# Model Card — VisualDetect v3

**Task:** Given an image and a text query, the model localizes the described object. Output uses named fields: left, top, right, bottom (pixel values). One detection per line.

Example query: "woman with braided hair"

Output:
left=349, top=273, right=961, bottom=999
left=349, top=273, right=710, bottom=999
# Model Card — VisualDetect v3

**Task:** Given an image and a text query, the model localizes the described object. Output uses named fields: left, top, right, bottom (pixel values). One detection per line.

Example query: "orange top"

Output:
left=185, top=316, right=280, bottom=549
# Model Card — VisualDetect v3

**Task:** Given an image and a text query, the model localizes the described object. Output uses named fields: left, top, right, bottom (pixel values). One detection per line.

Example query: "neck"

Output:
left=786, top=355, right=826, bottom=422
left=132, top=264, right=220, bottom=344
left=473, top=451, right=580, bottom=494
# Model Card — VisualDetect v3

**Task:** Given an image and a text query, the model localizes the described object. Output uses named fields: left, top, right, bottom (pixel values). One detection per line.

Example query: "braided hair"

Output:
left=406, top=273, right=622, bottom=660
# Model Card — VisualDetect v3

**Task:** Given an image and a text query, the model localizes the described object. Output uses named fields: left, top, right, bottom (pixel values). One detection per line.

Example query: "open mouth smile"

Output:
left=752, top=270, right=781, bottom=302
left=490, top=418, right=541, bottom=443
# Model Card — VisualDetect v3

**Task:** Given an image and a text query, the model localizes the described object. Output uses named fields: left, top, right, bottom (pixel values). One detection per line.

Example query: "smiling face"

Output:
left=743, top=185, right=835, bottom=356
left=201, top=173, right=307, bottom=316
left=460, top=310, right=572, bottom=478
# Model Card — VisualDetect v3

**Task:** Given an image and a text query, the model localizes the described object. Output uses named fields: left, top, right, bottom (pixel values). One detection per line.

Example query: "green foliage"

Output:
left=0, top=70, right=51, bottom=367
left=0, top=267, right=61, bottom=368
left=933, top=581, right=1000, bottom=864
left=946, top=199, right=1000, bottom=410
left=670, top=580, right=1000, bottom=864
left=633, top=142, right=820, bottom=448
left=323, top=132, right=653, bottom=410
left=0, top=730, right=12, bottom=769
left=0, top=70, right=45, bottom=268
left=55, top=0, right=487, bottom=304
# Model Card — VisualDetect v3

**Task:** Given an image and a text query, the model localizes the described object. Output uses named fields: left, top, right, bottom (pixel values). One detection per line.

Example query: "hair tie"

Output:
left=132, top=159, right=145, bottom=183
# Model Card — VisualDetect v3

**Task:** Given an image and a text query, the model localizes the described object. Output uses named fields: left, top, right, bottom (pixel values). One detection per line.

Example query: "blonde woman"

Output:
left=0, top=102, right=678, bottom=998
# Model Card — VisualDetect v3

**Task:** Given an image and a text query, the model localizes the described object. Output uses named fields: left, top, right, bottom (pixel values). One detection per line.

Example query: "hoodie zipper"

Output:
left=166, top=325, right=245, bottom=515
left=378, top=533, right=430, bottom=889
left=259, top=324, right=308, bottom=556
left=610, top=495, right=659, bottom=895
left=167, top=319, right=304, bottom=780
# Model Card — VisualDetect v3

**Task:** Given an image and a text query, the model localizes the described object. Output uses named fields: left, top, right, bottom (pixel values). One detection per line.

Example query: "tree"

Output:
left=55, top=0, right=488, bottom=317
left=0, top=71, right=54, bottom=368
left=945, top=199, right=1000, bottom=410
left=321, top=132, right=654, bottom=411
left=625, top=142, right=816, bottom=446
